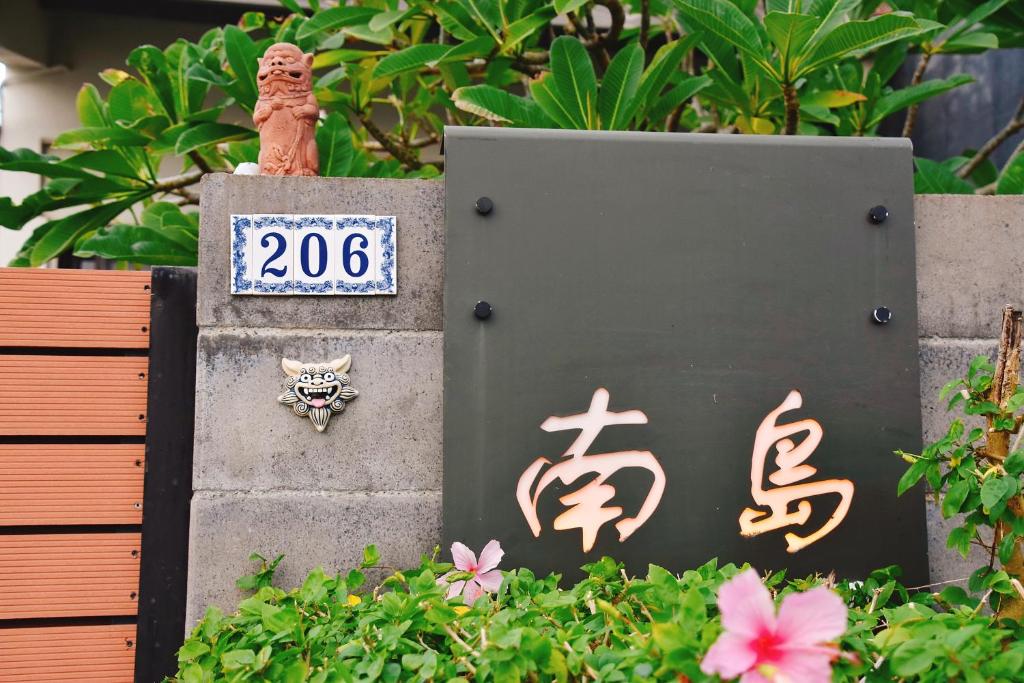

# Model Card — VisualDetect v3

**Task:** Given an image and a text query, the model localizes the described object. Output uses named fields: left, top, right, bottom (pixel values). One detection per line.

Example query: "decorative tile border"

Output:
left=230, top=214, right=397, bottom=296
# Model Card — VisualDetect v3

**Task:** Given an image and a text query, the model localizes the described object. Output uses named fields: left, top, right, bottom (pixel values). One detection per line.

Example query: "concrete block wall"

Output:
left=187, top=174, right=1022, bottom=624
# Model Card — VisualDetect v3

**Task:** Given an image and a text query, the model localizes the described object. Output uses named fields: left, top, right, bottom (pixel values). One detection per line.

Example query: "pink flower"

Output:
left=701, top=569, right=847, bottom=683
left=438, top=540, right=504, bottom=603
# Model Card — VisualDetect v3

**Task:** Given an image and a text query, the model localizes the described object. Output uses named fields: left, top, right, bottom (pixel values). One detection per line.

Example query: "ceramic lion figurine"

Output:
left=253, top=42, right=319, bottom=176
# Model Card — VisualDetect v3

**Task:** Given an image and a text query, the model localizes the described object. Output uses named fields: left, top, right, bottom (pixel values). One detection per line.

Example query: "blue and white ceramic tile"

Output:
left=230, top=214, right=253, bottom=294
left=292, top=215, right=335, bottom=295
left=252, top=214, right=294, bottom=294
left=335, top=215, right=379, bottom=295
left=373, top=215, right=397, bottom=295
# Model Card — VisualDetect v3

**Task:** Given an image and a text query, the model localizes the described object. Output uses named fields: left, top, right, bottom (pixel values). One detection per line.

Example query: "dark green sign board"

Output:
left=442, top=127, right=928, bottom=583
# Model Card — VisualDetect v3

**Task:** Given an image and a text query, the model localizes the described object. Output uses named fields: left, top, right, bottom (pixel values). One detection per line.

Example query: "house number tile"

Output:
left=231, top=213, right=397, bottom=296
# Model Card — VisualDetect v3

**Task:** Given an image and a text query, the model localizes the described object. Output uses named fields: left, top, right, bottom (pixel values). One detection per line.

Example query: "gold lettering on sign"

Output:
left=516, top=388, right=667, bottom=552
left=739, top=390, right=854, bottom=553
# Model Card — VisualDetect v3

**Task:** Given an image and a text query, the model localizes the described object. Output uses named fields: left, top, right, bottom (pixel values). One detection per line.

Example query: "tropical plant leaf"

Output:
left=127, top=45, right=178, bottom=121
left=554, top=0, right=588, bottom=13
left=501, top=8, right=555, bottom=52
left=294, top=6, right=380, bottom=40
left=941, top=31, right=1000, bottom=53
left=315, top=112, right=354, bottom=177
left=598, top=42, right=645, bottom=130
left=29, top=197, right=143, bottom=266
left=373, top=45, right=451, bottom=77
left=76, top=84, right=108, bottom=127
left=75, top=224, right=198, bottom=265
left=223, top=26, right=261, bottom=111
left=547, top=36, right=598, bottom=129
left=174, top=123, right=257, bottom=155
left=631, top=35, right=701, bottom=123
left=452, top=84, right=553, bottom=127
left=914, top=157, right=974, bottom=194
left=996, top=153, right=1024, bottom=194
left=52, top=127, right=151, bottom=150
left=867, top=74, right=974, bottom=128
left=764, top=12, right=819, bottom=76
left=673, top=0, right=773, bottom=77
left=799, top=13, right=923, bottom=75
left=801, top=89, right=867, bottom=108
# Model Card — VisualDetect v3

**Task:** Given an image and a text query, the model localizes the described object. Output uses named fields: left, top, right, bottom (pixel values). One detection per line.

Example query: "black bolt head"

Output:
left=474, top=301, right=492, bottom=320
left=872, top=306, right=893, bottom=324
left=868, top=205, right=889, bottom=224
left=475, top=197, right=494, bottom=215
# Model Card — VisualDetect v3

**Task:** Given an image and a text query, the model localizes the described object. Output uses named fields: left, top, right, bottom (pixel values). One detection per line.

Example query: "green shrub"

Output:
left=172, top=548, right=1024, bottom=682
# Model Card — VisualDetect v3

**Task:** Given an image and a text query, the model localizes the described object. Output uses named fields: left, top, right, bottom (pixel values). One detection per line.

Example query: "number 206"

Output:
left=259, top=232, right=371, bottom=279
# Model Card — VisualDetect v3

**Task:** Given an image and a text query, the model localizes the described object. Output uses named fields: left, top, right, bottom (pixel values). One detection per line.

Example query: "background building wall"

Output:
left=187, top=174, right=1023, bottom=626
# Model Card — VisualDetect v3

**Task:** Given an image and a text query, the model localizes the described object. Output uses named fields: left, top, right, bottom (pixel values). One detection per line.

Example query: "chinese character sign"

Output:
left=515, top=388, right=852, bottom=557
left=739, top=390, right=854, bottom=553
left=442, top=126, right=928, bottom=581
left=515, top=388, right=666, bottom=552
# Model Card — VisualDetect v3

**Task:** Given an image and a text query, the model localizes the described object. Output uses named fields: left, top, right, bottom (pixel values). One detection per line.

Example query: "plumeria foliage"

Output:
left=1, top=0, right=1022, bottom=266
left=174, top=548, right=1024, bottom=682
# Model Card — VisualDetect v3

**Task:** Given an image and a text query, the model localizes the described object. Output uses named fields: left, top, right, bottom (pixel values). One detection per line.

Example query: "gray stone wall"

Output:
left=187, top=174, right=1023, bottom=625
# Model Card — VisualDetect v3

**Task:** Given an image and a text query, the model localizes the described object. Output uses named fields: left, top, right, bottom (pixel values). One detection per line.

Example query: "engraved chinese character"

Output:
left=516, top=388, right=667, bottom=552
left=739, top=390, right=854, bottom=553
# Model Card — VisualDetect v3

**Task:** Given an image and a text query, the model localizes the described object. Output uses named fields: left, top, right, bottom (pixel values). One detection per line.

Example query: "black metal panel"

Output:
left=443, top=127, right=928, bottom=583
left=135, top=267, right=197, bottom=683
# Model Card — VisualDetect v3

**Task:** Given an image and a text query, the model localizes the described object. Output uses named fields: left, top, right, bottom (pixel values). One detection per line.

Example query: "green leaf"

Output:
left=981, top=476, right=1014, bottom=509
left=223, top=26, right=261, bottom=111
left=501, top=8, right=556, bottom=52
left=998, top=530, right=1017, bottom=564
left=554, top=0, right=588, bottom=13
left=529, top=72, right=580, bottom=129
left=221, top=649, right=256, bottom=671
left=30, top=198, right=142, bottom=266
left=673, top=0, right=773, bottom=77
left=914, top=157, right=975, bottom=194
left=764, top=12, right=819, bottom=75
left=631, top=35, right=701, bottom=123
left=451, top=84, right=553, bottom=127
left=941, top=31, right=1000, bottom=53
left=108, top=79, right=161, bottom=124
left=891, top=640, right=939, bottom=676
left=996, top=153, right=1024, bottom=194
left=867, top=74, right=974, bottom=128
left=1008, top=451, right=1024, bottom=476
left=174, top=123, right=257, bottom=155
left=373, top=44, right=452, bottom=77
left=315, top=112, right=354, bottom=177
left=368, top=8, right=415, bottom=32
left=547, top=36, right=598, bottom=129
left=941, top=479, right=970, bottom=517
left=127, top=45, right=178, bottom=121
left=897, top=458, right=929, bottom=496
left=76, top=84, right=108, bottom=127
left=801, top=89, right=867, bottom=108
left=52, top=127, right=151, bottom=150
left=598, top=42, right=645, bottom=130
left=799, top=13, right=923, bottom=76
left=294, top=6, right=379, bottom=40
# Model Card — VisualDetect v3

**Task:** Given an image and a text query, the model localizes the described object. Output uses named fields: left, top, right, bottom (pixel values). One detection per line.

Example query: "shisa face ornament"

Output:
left=277, top=356, right=358, bottom=432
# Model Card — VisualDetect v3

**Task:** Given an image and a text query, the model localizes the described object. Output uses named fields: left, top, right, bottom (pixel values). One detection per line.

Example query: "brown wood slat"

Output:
left=0, top=268, right=150, bottom=349
left=0, top=445, right=144, bottom=525
left=0, top=624, right=135, bottom=681
left=0, top=356, right=148, bottom=436
left=0, top=534, right=140, bottom=619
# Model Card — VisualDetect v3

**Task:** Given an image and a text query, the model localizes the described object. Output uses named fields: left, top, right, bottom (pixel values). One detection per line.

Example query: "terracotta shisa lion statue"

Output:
left=253, top=42, right=319, bottom=176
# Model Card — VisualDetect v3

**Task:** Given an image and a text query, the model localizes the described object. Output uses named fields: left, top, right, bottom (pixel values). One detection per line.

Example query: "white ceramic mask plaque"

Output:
left=230, top=214, right=396, bottom=295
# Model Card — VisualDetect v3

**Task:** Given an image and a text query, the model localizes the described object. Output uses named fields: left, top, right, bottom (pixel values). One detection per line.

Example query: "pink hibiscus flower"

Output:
left=438, top=540, right=504, bottom=603
left=701, top=569, right=847, bottom=683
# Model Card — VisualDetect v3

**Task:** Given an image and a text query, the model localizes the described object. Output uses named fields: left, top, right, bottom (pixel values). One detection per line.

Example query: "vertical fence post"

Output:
left=135, top=267, right=198, bottom=683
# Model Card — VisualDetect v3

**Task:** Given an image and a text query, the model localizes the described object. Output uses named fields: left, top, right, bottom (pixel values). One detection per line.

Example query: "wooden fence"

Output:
left=0, top=267, right=196, bottom=682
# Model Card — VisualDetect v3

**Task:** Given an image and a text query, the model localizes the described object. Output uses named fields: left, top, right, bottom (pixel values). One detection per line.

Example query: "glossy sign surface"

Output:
left=442, top=127, right=928, bottom=582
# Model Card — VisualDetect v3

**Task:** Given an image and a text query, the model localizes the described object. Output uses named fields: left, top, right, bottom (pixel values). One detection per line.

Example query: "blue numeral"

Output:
left=342, top=233, right=369, bottom=277
left=260, top=232, right=288, bottom=277
left=300, top=232, right=328, bottom=278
